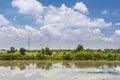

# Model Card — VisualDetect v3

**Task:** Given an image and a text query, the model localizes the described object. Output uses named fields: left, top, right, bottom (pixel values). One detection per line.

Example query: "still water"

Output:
left=0, top=61, right=120, bottom=80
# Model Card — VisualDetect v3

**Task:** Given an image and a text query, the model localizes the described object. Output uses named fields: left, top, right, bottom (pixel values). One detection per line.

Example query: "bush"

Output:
left=106, top=53, right=114, bottom=60
left=93, top=52, right=102, bottom=60
left=0, top=54, right=14, bottom=60
left=22, top=55, right=36, bottom=60
left=50, top=53, right=63, bottom=60
left=63, top=53, right=72, bottom=60
left=19, top=48, right=26, bottom=55
left=75, top=52, right=85, bottom=60
left=36, top=53, right=46, bottom=60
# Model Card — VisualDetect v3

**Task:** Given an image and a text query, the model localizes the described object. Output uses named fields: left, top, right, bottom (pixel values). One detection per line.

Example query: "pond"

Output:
left=0, top=61, right=120, bottom=80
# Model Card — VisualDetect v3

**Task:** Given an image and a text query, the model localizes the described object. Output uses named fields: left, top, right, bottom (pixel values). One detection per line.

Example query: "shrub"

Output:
left=0, top=54, right=14, bottom=60
left=63, top=53, right=72, bottom=60
left=106, top=53, right=114, bottom=60
left=36, top=53, right=46, bottom=60
left=93, top=52, right=102, bottom=60
left=75, top=52, right=85, bottom=60
left=19, top=48, right=26, bottom=55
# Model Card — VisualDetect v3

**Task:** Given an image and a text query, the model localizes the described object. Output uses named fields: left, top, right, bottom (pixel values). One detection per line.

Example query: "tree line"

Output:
left=0, top=44, right=120, bottom=60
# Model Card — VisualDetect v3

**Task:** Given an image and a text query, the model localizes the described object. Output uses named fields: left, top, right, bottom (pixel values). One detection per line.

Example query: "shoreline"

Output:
left=0, top=60, right=120, bottom=63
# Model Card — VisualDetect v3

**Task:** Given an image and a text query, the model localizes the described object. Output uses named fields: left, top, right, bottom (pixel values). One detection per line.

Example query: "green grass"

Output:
left=1, top=46, right=120, bottom=60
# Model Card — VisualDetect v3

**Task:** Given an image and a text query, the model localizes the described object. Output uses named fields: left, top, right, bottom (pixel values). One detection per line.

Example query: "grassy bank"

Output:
left=0, top=49, right=120, bottom=60
left=0, top=45, right=120, bottom=60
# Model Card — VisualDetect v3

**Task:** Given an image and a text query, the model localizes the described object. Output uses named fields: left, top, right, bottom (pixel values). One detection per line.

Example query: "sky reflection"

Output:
left=0, top=61, right=120, bottom=80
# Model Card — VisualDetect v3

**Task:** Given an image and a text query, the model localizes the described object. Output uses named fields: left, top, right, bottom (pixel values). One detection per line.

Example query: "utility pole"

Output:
left=47, top=44, right=48, bottom=47
left=28, top=36, right=31, bottom=50
left=41, top=43, right=43, bottom=49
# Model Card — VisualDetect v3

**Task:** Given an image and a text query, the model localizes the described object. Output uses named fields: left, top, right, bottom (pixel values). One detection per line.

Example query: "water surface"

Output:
left=0, top=61, right=120, bottom=80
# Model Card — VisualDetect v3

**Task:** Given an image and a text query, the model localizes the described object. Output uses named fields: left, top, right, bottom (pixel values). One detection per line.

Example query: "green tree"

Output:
left=45, top=47, right=52, bottom=55
left=41, top=48, right=45, bottom=54
left=76, top=44, right=84, bottom=52
left=10, top=47, right=17, bottom=53
left=19, top=48, right=26, bottom=55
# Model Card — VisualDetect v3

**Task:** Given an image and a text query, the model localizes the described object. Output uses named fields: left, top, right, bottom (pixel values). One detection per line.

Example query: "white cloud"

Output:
left=39, top=5, right=112, bottom=39
left=115, top=22, right=120, bottom=26
left=0, top=26, right=42, bottom=38
left=12, top=0, right=43, bottom=16
left=0, top=1, right=115, bottom=49
left=101, top=10, right=108, bottom=14
left=93, top=29, right=101, bottom=34
left=115, top=30, right=120, bottom=36
left=12, top=0, right=112, bottom=28
left=101, top=37, right=114, bottom=42
left=25, top=25, right=41, bottom=36
left=0, top=14, right=10, bottom=26
left=89, top=18, right=112, bottom=27
left=74, top=2, right=88, bottom=14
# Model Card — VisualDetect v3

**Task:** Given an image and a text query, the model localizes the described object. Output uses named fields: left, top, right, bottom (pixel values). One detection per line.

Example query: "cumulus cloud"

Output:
left=89, top=18, right=112, bottom=27
left=74, top=2, right=88, bottom=14
left=0, top=0, right=115, bottom=49
left=0, top=25, right=42, bottom=38
left=12, top=0, right=112, bottom=28
left=12, top=0, right=43, bottom=16
left=0, top=15, right=41, bottom=38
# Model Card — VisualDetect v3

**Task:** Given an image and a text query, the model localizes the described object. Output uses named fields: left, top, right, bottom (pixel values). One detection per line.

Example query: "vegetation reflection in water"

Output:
left=0, top=61, right=120, bottom=80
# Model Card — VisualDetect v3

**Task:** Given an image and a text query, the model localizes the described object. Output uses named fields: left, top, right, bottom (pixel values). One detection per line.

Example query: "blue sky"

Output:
left=0, top=0, right=120, bottom=49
